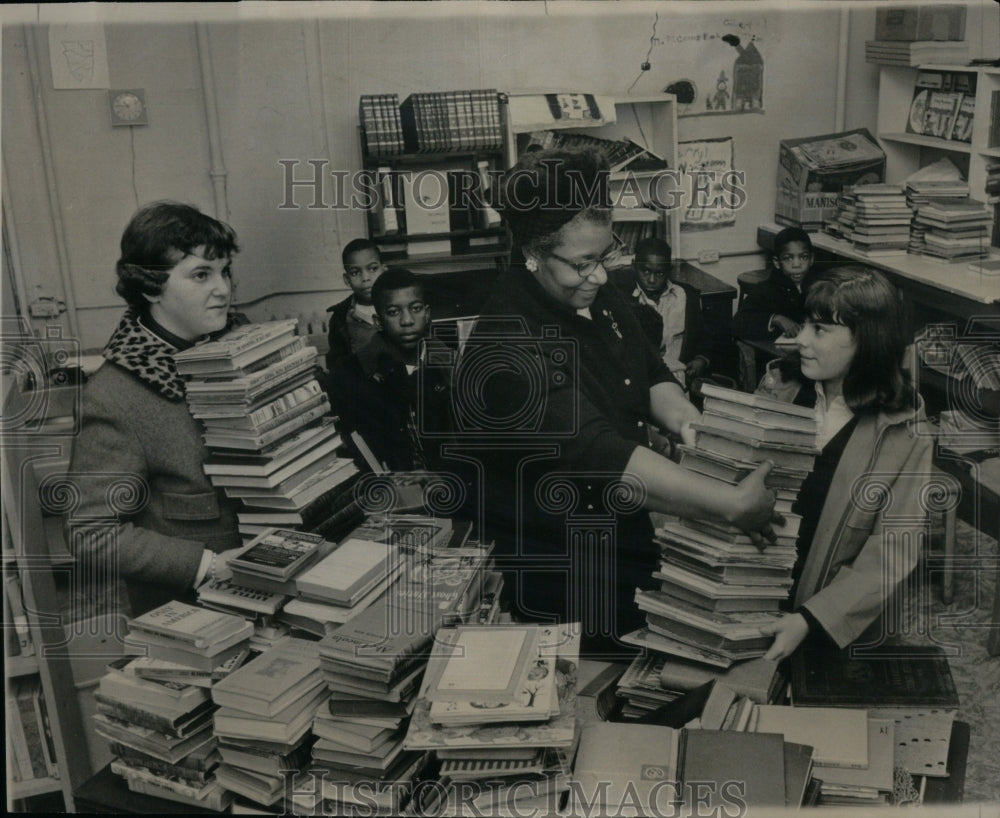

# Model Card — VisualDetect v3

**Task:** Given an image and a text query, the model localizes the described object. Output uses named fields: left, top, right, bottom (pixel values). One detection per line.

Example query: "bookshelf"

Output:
left=358, top=91, right=510, bottom=269
left=876, top=63, right=1000, bottom=245
left=2, top=380, right=92, bottom=812
left=502, top=91, right=680, bottom=258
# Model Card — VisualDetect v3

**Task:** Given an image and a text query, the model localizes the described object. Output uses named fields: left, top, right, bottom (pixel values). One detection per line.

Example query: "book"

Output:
left=196, top=577, right=288, bottom=616
left=222, top=455, right=358, bottom=507
left=123, top=628, right=253, bottom=672
left=100, top=657, right=210, bottom=712
left=94, top=694, right=215, bottom=738
left=692, top=425, right=820, bottom=471
left=109, top=739, right=220, bottom=781
left=213, top=686, right=329, bottom=746
left=784, top=742, right=815, bottom=808
left=174, top=320, right=298, bottom=371
left=228, top=528, right=329, bottom=580
left=129, top=648, right=250, bottom=687
left=4, top=571, right=35, bottom=656
left=123, top=774, right=233, bottom=812
left=92, top=713, right=216, bottom=765
left=421, top=625, right=543, bottom=706
left=295, top=538, right=400, bottom=606
left=789, top=643, right=959, bottom=708
left=205, top=433, right=342, bottom=488
left=211, top=637, right=323, bottom=717
left=127, top=600, right=250, bottom=650
left=658, top=655, right=782, bottom=703
left=817, top=718, right=895, bottom=797
left=700, top=409, right=817, bottom=447
left=752, top=705, right=869, bottom=769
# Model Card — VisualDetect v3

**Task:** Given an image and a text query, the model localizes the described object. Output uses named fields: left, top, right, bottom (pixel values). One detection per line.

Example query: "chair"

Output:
left=736, top=268, right=771, bottom=308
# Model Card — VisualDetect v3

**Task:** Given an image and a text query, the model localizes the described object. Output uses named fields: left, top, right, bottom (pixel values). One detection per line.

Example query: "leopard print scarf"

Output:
left=102, top=309, right=188, bottom=401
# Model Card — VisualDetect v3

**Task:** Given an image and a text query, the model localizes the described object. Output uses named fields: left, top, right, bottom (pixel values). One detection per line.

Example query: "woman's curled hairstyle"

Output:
left=115, top=201, right=239, bottom=309
left=803, top=265, right=912, bottom=414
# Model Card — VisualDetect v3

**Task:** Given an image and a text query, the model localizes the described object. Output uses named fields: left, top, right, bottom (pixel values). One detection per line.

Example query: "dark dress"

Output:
left=456, top=264, right=679, bottom=656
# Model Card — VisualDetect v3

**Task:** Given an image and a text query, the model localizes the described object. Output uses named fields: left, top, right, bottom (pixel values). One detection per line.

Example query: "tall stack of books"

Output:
left=623, top=384, right=818, bottom=702
left=398, top=90, right=503, bottom=153
left=210, top=637, right=329, bottom=809
left=173, top=320, right=360, bottom=541
left=96, top=658, right=230, bottom=811
left=912, top=196, right=992, bottom=262
left=402, top=623, right=581, bottom=816
left=825, top=183, right=911, bottom=257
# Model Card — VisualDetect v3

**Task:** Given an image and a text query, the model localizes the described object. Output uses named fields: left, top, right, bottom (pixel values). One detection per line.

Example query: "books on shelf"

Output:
left=397, top=90, right=502, bottom=153
left=360, top=93, right=404, bottom=156
left=865, top=39, right=969, bottom=67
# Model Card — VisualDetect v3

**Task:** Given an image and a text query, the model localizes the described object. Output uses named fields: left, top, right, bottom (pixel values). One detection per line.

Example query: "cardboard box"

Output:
left=875, top=5, right=966, bottom=42
left=775, top=129, right=886, bottom=230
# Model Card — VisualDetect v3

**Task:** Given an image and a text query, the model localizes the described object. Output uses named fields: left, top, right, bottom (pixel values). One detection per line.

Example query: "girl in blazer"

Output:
left=762, top=266, right=933, bottom=659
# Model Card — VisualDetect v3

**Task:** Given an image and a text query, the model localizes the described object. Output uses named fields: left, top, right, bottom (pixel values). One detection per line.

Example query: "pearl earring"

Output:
left=525, top=256, right=538, bottom=272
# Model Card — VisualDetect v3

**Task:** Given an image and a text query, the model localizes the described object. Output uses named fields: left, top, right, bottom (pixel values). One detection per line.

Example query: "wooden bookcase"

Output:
left=502, top=91, right=681, bottom=258
left=876, top=63, right=1000, bottom=245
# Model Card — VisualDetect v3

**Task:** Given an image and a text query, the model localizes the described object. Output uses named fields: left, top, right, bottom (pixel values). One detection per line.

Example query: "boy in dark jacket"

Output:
left=325, top=238, right=386, bottom=372
left=733, top=226, right=813, bottom=341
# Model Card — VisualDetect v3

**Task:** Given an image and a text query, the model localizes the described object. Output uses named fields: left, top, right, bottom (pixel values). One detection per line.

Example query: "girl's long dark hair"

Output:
left=803, top=266, right=912, bottom=414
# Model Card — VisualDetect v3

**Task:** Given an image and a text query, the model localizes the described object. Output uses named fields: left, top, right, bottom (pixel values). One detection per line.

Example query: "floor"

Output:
left=916, top=519, right=1000, bottom=806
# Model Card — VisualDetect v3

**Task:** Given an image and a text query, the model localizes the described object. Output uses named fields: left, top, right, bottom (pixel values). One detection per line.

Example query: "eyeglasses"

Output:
left=545, top=235, right=625, bottom=279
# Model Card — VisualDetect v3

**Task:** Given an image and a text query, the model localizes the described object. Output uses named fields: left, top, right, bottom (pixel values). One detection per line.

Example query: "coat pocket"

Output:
left=161, top=490, right=221, bottom=521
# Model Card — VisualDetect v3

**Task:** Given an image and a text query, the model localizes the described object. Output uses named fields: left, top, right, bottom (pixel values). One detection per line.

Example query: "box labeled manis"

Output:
left=875, top=6, right=967, bottom=41
left=775, top=129, right=885, bottom=230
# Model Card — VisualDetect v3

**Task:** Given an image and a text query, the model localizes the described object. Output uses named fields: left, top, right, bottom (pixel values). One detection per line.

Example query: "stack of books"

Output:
left=904, top=180, right=970, bottom=254
left=301, top=532, right=496, bottom=815
left=864, top=40, right=969, bottom=66
left=123, top=601, right=255, bottom=673
left=94, top=657, right=231, bottom=811
left=826, top=183, right=911, bottom=256
left=210, top=637, right=329, bottom=808
left=398, top=90, right=503, bottom=153
left=174, top=320, right=360, bottom=541
left=623, top=384, right=818, bottom=692
left=913, top=196, right=992, bottom=262
left=359, top=93, right=405, bottom=156
left=403, top=623, right=581, bottom=816
left=789, top=642, right=959, bottom=800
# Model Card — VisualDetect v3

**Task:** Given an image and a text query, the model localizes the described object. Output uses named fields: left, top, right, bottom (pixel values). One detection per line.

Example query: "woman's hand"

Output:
left=213, top=547, right=246, bottom=582
left=762, top=613, right=810, bottom=661
left=727, top=461, right=782, bottom=546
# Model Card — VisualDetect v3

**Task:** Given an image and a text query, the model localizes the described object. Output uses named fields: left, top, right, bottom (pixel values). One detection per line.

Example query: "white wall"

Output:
left=3, top=1, right=997, bottom=349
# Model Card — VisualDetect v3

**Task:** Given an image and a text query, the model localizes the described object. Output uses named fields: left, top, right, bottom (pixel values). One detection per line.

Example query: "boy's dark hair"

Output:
left=803, top=265, right=911, bottom=414
left=115, top=201, right=239, bottom=310
left=772, top=227, right=813, bottom=261
left=634, top=237, right=672, bottom=264
left=371, top=268, right=425, bottom=314
left=342, top=238, right=382, bottom=266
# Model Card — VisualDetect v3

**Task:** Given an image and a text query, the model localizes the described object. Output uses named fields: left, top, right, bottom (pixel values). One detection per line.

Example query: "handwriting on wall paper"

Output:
left=48, top=24, right=110, bottom=90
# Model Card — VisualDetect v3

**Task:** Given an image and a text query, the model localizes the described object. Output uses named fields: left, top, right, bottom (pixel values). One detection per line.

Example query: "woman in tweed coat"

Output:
left=68, top=202, right=245, bottom=616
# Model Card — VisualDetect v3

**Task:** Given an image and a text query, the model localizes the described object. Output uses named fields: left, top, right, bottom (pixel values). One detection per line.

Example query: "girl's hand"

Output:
left=762, top=613, right=810, bottom=661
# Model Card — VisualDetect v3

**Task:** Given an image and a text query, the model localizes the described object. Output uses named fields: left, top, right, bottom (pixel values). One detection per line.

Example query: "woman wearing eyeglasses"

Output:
left=458, top=148, right=778, bottom=655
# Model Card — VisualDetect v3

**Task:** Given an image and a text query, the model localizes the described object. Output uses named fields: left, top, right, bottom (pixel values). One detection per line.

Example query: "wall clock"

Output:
left=108, top=89, right=149, bottom=127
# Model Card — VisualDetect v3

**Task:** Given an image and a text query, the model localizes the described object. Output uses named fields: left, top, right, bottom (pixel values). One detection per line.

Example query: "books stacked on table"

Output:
left=912, top=196, right=992, bottom=263
left=209, top=637, right=329, bottom=808
left=403, top=623, right=581, bottom=817
left=789, top=641, right=959, bottom=798
left=825, top=183, right=911, bottom=256
left=300, top=538, right=497, bottom=815
left=94, top=656, right=231, bottom=811
left=173, top=320, right=360, bottom=541
left=623, top=384, right=818, bottom=698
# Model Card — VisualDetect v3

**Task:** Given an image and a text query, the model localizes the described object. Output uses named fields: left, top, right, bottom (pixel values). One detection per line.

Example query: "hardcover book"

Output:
left=752, top=705, right=868, bottom=769
left=295, top=538, right=400, bottom=606
left=211, top=637, right=323, bottom=716
left=789, top=643, right=959, bottom=708
left=173, top=320, right=298, bottom=369
left=127, top=601, right=250, bottom=649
